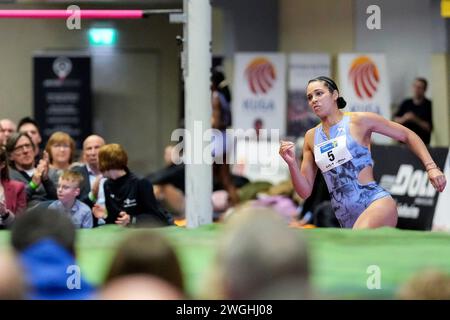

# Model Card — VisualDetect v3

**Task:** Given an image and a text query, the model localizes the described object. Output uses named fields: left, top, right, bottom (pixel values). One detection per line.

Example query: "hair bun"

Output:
left=337, top=97, right=347, bottom=109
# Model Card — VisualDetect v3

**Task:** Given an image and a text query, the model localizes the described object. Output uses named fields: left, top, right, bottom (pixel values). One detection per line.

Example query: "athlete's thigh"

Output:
left=353, top=196, right=398, bottom=229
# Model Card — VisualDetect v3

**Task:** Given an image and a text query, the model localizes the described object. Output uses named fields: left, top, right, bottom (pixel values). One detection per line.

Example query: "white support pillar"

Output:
left=183, top=0, right=213, bottom=228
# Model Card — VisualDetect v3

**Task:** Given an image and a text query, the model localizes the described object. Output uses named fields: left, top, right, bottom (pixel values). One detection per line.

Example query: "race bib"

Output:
left=314, top=135, right=353, bottom=172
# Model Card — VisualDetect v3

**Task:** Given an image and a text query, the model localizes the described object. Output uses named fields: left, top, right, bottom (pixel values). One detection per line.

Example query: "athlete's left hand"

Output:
left=428, top=168, right=446, bottom=192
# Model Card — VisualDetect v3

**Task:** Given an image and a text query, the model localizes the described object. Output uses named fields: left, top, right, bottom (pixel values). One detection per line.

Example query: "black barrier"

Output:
left=33, top=52, right=92, bottom=149
left=372, top=144, right=448, bottom=230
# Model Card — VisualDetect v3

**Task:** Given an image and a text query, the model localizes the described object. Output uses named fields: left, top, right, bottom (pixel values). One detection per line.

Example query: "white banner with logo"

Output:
left=233, top=53, right=286, bottom=136
left=338, top=53, right=392, bottom=144
left=287, top=53, right=330, bottom=138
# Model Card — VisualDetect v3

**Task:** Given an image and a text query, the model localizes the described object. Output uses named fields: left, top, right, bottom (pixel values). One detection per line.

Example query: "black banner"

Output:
left=372, top=144, right=448, bottom=230
left=33, top=53, right=92, bottom=149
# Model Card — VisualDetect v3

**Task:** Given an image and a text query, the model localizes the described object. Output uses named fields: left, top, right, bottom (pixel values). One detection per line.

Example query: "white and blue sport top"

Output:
left=313, top=114, right=374, bottom=193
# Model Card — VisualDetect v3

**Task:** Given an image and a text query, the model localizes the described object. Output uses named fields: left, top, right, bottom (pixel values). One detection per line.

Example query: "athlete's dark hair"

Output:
left=308, top=76, right=347, bottom=109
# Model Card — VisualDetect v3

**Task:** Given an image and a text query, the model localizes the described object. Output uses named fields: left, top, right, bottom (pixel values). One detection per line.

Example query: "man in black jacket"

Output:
left=93, top=143, right=173, bottom=227
left=393, top=78, right=433, bottom=145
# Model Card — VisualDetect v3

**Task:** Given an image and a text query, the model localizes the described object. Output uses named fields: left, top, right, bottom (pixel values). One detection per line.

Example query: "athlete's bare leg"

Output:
left=353, top=196, right=398, bottom=229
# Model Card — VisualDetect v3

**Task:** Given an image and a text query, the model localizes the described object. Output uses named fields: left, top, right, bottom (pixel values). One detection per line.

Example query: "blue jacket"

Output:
left=19, top=238, right=95, bottom=300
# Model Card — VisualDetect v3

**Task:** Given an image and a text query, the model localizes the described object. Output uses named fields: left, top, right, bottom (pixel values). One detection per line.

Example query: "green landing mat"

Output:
left=2, top=225, right=450, bottom=299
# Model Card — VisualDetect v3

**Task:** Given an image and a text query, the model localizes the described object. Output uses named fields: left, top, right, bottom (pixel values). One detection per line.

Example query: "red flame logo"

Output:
left=349, top=56, right=379, bottom=100
left=245, top=57, right=276, bottom=95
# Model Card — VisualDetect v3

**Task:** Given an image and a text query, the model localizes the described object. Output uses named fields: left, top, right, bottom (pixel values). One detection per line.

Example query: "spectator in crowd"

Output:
left=393, top=78, right=433, bottom=145
left=207, top=207, right=311, bottom=299
left=0, top=147, right=26, bottom=229
left=71, top=134, right=106, bottom=226
left=211, top=69, right=239, bottom=206
left=104, top=231, right=184, bottom=294
left=48, top=171, right=93, bottom=229
left=10, top=208, right=95, bottom=299
left=148, top=143, right=249, bottom=223
left=17, top=117, right=43, bottom=161
left=0, top=250, right=26, bottom=300
left=0, top=119, right=17, bottom=143
left=5, top=132, right=56, bottom=208
left=253, top=118, right=264, bottom=141
left=45, top=131, right=76, bottom=186
left=99, top=275, right=183, bottom=300
left=148, top=144, right=185, bottom=217
left=92, top=143, right=174, bottom=227
left=0, top=123, right=5, bottom=146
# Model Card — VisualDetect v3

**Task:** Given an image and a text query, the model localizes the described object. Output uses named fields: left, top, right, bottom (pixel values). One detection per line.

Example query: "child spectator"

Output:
left=49, top=171, right=93, bottom=228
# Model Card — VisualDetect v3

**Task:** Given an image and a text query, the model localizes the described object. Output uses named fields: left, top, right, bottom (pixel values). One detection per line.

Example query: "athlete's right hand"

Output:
left=279, top=140, right=297, bottom=166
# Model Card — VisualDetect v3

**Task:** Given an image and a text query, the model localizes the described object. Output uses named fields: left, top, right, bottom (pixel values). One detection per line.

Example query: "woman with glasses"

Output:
left=5, top=132, right=57, bottom=208
left=0, top=147, right=26, bottom=228
left=45, top=131, right=76, bottom=185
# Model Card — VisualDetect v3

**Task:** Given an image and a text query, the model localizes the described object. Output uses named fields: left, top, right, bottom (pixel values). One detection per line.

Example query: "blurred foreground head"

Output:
left=0, top=250, right=25, bottom=299
left=105, top=230, right=185, bottom=294
left=216, top=207, right=311, bottom=299
left=397, top=269, right=450, bottom=300
left=100, top=275, right=183, bottom=300
left=11, top=207, right=76, bottom=256
left=10, top=208, right=94, bottom=300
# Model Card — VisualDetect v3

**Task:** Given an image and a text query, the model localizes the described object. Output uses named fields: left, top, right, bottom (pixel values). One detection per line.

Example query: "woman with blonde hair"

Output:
left=45, top=131, right=76, bottom=185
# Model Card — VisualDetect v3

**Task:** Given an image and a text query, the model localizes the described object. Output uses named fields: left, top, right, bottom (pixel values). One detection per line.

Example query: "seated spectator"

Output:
left=45, top=131, right=76, bottom=186
left=148, top=144, right=249, bottom=220
left=17, top=117, right=43, bottom=162
left=5, top=132, right=56, bottom=208
left=71, top=135, right=106, bottom=226
left=206, top=207, right=311, bottom=299
left=92, top=143, right=174, bottom=227
left=10, top=208, right=95, bottom=299
left=104, top=231, right=184, bottom=294
left=99, top=275, right=183, bottom=300
left=71, top=135, right=106, bottom=206
left=148, top=145, right=185, bottom=192
left=148, top=145, right=186, bottom=217
left=0, top=147, right=26, bottom=229
left=0, top=119, right=17, bottom=144
left=48, top=171, right=93, bottom=229
left=0, top=123, right=5, bottom=146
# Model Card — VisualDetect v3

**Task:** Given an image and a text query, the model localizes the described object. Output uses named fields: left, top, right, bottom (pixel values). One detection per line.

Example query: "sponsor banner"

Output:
left=233, top=53, right=286, bottom=136
left=338, top=54, right=391, bottom=144
left=372, top=144, right=448, bottom=230
left=287, top=53, right=330, bottom=138
left=34, top=52, right=92, bottom=149
left=432, top=149, right=450, bottom=230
